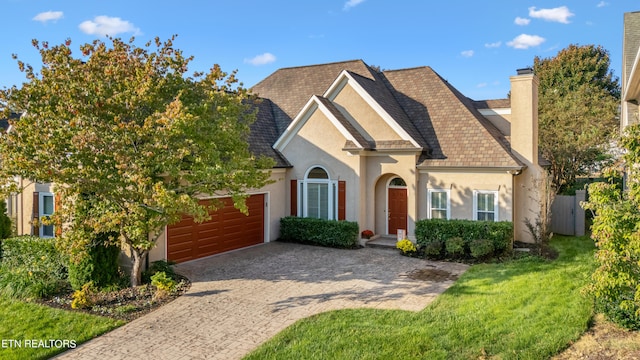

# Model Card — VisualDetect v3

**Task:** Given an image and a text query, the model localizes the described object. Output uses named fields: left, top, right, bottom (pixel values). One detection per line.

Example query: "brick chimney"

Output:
left=509, top=68, right=539, bottom=166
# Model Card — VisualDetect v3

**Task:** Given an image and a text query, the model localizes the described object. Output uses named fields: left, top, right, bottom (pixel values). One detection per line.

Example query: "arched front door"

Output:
left=388, top=177, right=407, bottom=235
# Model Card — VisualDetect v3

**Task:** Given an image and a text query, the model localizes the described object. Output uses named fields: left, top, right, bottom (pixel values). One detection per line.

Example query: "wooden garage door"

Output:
left=167, top=194, right=265, bottom=263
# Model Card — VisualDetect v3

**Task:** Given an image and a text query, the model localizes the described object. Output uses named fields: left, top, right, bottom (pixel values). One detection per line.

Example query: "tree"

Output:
left=533, top=44, right=620, bottom=194
left=0, top=36, right=274, bottom=286
left=583, top=125, right=640, bottom=330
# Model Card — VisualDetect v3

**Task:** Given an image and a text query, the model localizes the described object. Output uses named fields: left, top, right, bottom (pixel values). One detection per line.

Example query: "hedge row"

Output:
left=279, top=216, right=359, bottom=248
left=415, top=219, right=513, bottom=259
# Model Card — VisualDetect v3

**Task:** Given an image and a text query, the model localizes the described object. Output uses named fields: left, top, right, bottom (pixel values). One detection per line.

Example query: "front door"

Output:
left=388, top=187, right=407, bottom=235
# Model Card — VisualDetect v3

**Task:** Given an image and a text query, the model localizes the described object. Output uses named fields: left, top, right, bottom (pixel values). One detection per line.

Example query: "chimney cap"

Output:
left=517, top=67, right=534, bottom=75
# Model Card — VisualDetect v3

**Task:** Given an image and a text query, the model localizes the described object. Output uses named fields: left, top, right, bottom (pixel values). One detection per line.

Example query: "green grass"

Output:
left=245, top=235, right=596, bottom=360
left=0, top=297, right=124, bottom=360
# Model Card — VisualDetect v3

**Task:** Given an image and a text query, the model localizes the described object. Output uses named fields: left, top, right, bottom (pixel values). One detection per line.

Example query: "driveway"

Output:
left=57, top=242, right=468, bottom=360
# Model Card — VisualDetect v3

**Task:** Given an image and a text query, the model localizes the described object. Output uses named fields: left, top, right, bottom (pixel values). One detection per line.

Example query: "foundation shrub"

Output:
left=279, top=216, right=359, bottom=248
left=415, top=219, right=512, bottom=259
left=469, top=239, right=495, bottom=259
left=445, top=237, right=465, bottom=258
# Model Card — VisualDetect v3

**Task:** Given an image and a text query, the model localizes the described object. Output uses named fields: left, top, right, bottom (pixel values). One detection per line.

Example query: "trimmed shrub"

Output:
left=445, top=237, right=465, bottom=257
left=415, top=219, right=512, bottom=259
left=68, top=232, right=121, bottom=291
left=469, top=239, right=495, bottom=259
left=142, top=260, right=177, bottom=284
left=424, top=241, right=444, bottom=257
left=279, top=216, right=359, bottom=248
left=0, top=236, right=68, bottom=298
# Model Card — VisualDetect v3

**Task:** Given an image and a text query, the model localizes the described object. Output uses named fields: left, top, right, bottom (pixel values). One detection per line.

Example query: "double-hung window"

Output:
left=428, top=189, right=450, bottom=219
left=473, top=190, right=498, bottom=221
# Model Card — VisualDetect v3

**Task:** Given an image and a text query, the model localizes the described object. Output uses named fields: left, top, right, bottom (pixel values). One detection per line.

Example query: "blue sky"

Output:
left=0, top=1, right=637, bottom=100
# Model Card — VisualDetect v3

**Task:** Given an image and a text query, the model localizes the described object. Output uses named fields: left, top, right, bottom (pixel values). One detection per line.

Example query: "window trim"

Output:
left=427, top=189, right=450, bottom=220
left=39, top=192, right=55, bottom=238
left=473, top=190, right=499, bottom=221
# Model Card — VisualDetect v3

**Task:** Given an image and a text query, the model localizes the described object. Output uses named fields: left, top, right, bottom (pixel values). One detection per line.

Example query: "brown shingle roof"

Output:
left=251, top=60, right=376, bottom=133
left=248, top=98, right=291, bottom=167
left=382, top=66, right=523, bottom=168
left=252, top=60, right=525, bottom=169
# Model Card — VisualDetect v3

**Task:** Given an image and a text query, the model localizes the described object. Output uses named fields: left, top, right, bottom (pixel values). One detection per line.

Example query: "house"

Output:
left=150, top=60, right=546, bottom=263
left=4, top=60, right=546, bottom=264
left=622, top=11, right=640, bottom=132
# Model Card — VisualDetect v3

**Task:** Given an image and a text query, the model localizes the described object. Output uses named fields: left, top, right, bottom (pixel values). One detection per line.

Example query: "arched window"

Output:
left=300, top=166, right=337, bottom=220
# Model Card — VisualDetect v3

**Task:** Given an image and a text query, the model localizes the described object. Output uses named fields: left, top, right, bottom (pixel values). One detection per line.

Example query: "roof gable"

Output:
left=273, top=95, right=368, bottom=152
left=382, top=67, right=523, bottom=168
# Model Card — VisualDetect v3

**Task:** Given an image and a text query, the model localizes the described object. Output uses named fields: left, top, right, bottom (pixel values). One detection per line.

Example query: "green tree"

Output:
left=583, top=125, right=640, bottom=330
left=0, top=37, right=274, bottom=286
left=533, top=44, right=620, bottom=194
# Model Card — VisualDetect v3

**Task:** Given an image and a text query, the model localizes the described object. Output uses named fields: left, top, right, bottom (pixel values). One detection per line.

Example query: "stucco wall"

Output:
left=282, top=108, right=362, bottom=222
left=419, top=170, right=513, bottom=222
left=331, top=83, right=402, bottom=142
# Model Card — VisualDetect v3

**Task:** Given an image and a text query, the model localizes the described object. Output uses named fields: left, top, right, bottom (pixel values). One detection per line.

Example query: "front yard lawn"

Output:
left=246, top=235, right=596, bottom=359
left=0, top=297, right=123, bottom=360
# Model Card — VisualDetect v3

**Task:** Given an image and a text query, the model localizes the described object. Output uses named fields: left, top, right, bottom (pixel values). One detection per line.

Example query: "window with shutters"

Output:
left=39, top=192, right=55, bottom=237
left=297, top=166, right=345, bottom=220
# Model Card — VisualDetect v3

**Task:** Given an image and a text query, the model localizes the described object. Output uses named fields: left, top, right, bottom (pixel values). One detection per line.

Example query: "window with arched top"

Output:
left=303, top=166, right=333, bottom=219
left=291, top=166, right=346, bottom=220
left=389, top=177, right=407, bottom=187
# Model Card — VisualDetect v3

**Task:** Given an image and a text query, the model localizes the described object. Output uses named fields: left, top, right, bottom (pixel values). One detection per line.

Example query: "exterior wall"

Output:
left=149, top=169, right=287, bottom=263
left=419, top=170, right=513, bottom=222
left=282, top=109, right=362, bottom=222
left=331, top=83, right=402, bottom=141
left=622, top=12, right=640, bottom=131
left=11, top=180, right=54, bottom=236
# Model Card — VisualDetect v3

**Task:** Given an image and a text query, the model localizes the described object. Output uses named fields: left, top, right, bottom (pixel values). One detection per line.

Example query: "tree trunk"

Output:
left=130, top=249, right=148, bottom=287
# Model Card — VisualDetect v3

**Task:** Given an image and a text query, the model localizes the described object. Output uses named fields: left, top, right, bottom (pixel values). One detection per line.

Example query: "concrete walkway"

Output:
left=56, top=242, right=468, bottom=360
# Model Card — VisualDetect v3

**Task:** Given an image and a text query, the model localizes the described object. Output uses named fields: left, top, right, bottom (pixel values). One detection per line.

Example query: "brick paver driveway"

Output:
left=57, top=242, right=468, bottom=360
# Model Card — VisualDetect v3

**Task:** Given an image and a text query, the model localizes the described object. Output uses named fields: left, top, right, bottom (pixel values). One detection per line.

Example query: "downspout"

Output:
left=508, top=169, right=524, bottom=248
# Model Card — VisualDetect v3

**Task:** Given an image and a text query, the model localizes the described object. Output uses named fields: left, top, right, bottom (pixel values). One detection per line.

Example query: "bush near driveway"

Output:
left=279, top=217, right=359, bottom=248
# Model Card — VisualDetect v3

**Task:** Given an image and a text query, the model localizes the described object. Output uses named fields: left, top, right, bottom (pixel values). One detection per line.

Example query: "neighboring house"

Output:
left=622, top=11, right=640, bottom=132
left=5, top=60, right=547, bottom=264
left=1, top=113, right=57, bottom=238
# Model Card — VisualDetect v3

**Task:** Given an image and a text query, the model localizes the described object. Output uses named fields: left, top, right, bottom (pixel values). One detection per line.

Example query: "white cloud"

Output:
left=507, top=34, right=546, bottom=49
left=79, top=16, right=141, bottom=37
left=477, top=83, right=488, bottom=88
left=528, top=6, right=575, bottom=24
left=343, top=0, right=365, bottom=11
left=485, top=41, right=502, bottom=48
left=461, top=50, right=474, bottom=58
left=33, top=11, right=63, bottom=23
left=597, top=1, right=609, bottom=8
left=514, top=17, right=530, bottom=26
left=244, top=53, right=277, bottom=66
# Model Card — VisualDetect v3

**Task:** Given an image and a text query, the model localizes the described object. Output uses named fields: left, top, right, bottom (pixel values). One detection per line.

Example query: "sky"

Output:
left=0, top=1, right=638, bottom=100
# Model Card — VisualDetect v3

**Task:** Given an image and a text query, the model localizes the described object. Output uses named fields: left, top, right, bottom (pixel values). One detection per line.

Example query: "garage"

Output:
left=166, top=194, right=265, bottom=263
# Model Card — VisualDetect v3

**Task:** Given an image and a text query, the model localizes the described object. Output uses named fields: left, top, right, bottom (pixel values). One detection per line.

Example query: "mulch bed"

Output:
left=38, top=275, right=191, bottom=322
